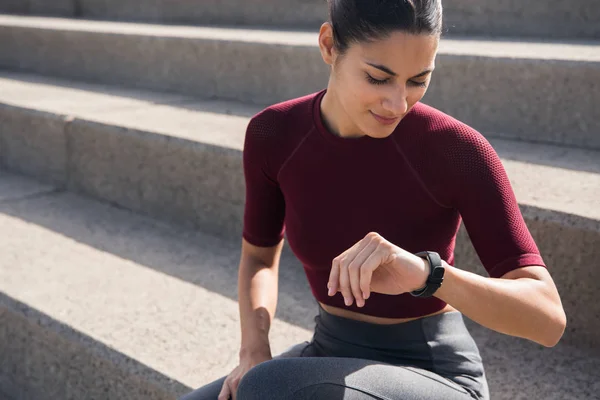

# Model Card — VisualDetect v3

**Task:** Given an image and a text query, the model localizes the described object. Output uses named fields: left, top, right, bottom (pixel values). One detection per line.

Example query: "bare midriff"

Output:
left=318, top=301, right=459, bottom=325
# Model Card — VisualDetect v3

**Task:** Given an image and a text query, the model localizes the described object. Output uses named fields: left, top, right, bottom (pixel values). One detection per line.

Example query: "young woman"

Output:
left=180, top=0, right=566, bottom=399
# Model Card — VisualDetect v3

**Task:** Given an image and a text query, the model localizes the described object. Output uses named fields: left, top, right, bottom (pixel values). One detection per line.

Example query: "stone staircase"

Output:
left=0, top=1, right=599, bottom=399
left=1, top=0, right=599, bottom=38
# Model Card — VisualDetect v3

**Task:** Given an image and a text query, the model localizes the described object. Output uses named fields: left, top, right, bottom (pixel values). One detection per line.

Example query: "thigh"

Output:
left=177, top=341, right=312, bottom=400
left=272, top=340, right=312, bottom=359
left=237, top=356, right=477, bottom=400
left=178, top=374, right=227, bottom=400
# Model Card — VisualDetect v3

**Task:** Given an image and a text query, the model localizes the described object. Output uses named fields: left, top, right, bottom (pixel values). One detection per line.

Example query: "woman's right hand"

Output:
left=218, top=351, right=273, bottom=400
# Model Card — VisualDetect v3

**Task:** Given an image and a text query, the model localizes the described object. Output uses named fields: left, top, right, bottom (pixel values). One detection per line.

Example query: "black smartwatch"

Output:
left=410, top=251, right=445, bottom=298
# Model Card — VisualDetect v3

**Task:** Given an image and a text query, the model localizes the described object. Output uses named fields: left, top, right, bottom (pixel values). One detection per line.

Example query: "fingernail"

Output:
left=328, top=287, right=333, bottom=296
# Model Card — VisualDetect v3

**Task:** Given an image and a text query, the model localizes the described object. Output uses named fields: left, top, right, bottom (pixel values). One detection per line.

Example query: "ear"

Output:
left=318, top=22, right=337, bottom=67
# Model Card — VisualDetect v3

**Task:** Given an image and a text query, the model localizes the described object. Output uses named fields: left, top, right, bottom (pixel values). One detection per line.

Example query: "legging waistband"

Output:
left=315, top=302, right=465, bottom=349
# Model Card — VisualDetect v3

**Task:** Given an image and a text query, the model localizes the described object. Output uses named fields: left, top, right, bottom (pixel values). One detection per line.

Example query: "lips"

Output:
left=375, top=113, right=398, bottom=121
left=371, top=111, right=399, bottom=125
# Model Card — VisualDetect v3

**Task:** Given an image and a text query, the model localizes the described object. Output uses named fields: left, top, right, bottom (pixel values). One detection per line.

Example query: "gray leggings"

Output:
left=179, top=302, right=490, bottom=400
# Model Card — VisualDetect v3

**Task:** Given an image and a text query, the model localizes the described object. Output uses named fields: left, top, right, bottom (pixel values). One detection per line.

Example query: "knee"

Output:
left=236, top=359, right=293, bottom=400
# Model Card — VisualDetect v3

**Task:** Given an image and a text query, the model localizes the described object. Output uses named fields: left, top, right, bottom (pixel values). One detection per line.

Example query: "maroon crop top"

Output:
left=242, top=88, right=547, bottom=318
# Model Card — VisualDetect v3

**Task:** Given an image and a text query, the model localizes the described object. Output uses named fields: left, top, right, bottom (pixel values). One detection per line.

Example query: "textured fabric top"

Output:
left=242, top=88, right=546, bottom=318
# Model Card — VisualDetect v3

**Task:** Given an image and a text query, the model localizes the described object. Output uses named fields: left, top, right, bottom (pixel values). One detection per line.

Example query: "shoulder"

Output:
left=248, top=91, right=319, bottom=138
left=400, top=103, right=504, bottom=205
left=407, top=102, right=484, bottom=141
left=405, top=102, right=496, bottom=161
left=244, top=91, right=321, bottom=177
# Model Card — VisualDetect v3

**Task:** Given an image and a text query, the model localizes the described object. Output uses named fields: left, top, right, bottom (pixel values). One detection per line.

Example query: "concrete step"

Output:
left=0, top=70, right=599, bottom=355
left=0, top=0, right=598, bottom=40
left=0, top=15, right=599, bottom=150
left=0, top=170, right=314, bottom=400
left=0, top=0, right=72, bottom=17
left=1, top=170, right=599, bottom=400
left=0, top=387, right=13, bottom=400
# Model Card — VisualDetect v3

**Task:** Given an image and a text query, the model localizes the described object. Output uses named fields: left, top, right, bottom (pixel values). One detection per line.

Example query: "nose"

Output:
left=381, top=86, right=408, bottom=116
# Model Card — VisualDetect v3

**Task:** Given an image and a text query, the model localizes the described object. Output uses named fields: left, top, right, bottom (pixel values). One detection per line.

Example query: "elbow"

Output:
left=540, top=308, right=567, bottom=348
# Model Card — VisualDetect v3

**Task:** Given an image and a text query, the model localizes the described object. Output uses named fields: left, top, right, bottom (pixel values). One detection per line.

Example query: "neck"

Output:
left=321, top=88, right=365, bottom=139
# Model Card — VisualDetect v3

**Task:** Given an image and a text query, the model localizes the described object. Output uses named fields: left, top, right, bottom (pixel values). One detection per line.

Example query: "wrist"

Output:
left=413, top=256, right=430, bottom=291
left=410, top=251, right=445, bottom=298
left=239, top=337, right=271, bottom=359
left=239, top=345, right=272, bottom=360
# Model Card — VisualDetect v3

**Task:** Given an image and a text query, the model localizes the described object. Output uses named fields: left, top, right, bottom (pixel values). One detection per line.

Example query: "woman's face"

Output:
left=318, top=23, right=439, bottom=139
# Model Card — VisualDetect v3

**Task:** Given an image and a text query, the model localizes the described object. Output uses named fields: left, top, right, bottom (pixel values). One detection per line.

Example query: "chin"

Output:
left=369, top=129, right=394, bottom=139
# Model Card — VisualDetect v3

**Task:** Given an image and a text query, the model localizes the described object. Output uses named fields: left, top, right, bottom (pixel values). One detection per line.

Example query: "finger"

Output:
left=218, top=381, right=231, bottom=400
left=329, top=239, right=362, bottom=296
left=348, top=259, right=365, bottom=307
left=349, top=235, right=380, bottom=306
left=331, top=235, right=372, bottom=304
left=230, top=381, right=238, bottom=400
left=347, top=247, right=372, bottom=307
left=339, top=258, right=354, bottom=306
left=361, top=248, right=383, bottom=300
left=366, top=241, right=393, bottom=297
left=328, top=260, right=340, bottom=296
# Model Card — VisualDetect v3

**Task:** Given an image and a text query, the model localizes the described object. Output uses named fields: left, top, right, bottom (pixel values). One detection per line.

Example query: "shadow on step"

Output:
left=0, top=183, right=320, bottom=332
left=2, top=69, right=600, bottom=175
left=0, top=292, right=191, bottom=400
left=1, top=182, right=599, bottom=399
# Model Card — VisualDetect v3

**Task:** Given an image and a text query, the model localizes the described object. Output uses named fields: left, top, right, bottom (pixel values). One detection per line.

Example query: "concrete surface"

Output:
left=0, top=15, right=599, bottom=150
left=1, top=170, right=599, bottom=400
left=1, top=0, right=597, bottom=39
left=0, top=171, right=316, bottom=400
left=0, top=386, right=13, bottom=400
left=1, top=4, right=598, bottom=400
left=442, top=0, right=600, bottom=39
left=0, top=70, right=599, bottom=354
left=0, top=0, right=73, bottom=17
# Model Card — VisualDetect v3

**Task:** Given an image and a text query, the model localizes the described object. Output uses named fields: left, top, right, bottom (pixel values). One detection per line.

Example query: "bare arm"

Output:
left=238, top=238, right=285, bottom=360
left=434, top=262, right=566, bottom=347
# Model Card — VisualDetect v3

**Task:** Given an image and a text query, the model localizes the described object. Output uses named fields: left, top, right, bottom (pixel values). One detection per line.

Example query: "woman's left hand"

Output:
left=327, top=232, right=431, bottom=307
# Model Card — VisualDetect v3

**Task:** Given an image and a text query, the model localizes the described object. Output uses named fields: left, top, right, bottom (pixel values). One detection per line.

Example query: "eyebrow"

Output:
left=365, top=62, right=434, bottom=78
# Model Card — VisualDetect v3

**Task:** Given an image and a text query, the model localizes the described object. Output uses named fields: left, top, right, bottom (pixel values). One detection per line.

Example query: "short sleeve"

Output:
left=443, top=125, right=547, bottom=278
left=242, top=111, right=286, bottom=247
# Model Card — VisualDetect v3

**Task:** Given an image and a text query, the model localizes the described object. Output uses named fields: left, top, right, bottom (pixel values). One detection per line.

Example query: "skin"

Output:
left=315, top=23, right=566, bottom=348
left=219, top=19, right=566, bottom=400
left=318, top=22, right=438, bottom=140
left=316, top=22, right=457, bottom=324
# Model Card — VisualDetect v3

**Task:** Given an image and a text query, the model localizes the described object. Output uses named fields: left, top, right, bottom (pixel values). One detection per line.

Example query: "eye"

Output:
left=366, top=72, right=428, bottom=88
left=410, top=80, right=428, bottom=88
left=365, top=73, right=388, bottom=85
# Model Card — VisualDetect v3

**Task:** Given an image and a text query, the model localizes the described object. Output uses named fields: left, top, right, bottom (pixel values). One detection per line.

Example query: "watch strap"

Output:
left=410, top=251, right=445, bottom=298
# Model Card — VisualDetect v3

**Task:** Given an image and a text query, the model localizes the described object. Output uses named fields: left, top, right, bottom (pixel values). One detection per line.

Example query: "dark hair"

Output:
left=327, top=0, right=443, bottom=59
